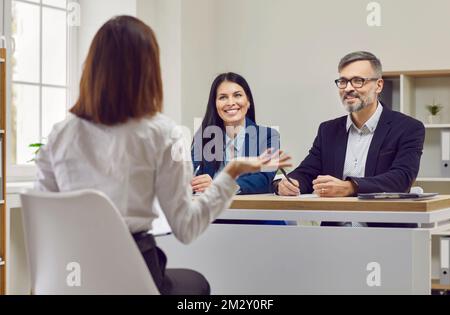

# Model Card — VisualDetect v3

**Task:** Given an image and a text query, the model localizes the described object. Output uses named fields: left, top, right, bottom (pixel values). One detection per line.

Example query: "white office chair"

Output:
left=20, top=189, right=159, bottom=295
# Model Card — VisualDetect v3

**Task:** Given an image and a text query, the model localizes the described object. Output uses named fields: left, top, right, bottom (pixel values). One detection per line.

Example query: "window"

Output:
left=5, top=0, right=77, bottom=180
left=1, top=1, right=5, bottom=38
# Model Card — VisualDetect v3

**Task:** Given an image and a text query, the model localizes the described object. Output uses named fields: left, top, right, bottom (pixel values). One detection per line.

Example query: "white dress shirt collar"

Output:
left=346, top=102, right=383, bottom=134
left=225, top=120, right=247, bottom=155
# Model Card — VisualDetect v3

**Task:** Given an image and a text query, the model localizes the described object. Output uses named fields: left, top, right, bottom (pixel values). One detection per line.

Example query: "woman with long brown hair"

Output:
left=34, top=16, right=291, bottom=295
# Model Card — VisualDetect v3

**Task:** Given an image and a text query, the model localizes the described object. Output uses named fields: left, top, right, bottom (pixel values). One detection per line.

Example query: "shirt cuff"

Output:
left=272, top=179, right=282, bottom=195
left=214, top=171, right=240, bottom=196
left=346, top=177, right=360, bottom=196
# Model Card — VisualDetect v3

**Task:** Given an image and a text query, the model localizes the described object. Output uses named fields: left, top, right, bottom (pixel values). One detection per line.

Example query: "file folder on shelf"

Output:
left=441, top=237, right=450, bottom=286
left=442, top=131, right=450, bottom=177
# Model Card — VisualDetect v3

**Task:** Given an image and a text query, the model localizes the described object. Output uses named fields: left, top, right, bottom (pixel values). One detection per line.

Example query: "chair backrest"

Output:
left=20, top=190, right=159, bottom=295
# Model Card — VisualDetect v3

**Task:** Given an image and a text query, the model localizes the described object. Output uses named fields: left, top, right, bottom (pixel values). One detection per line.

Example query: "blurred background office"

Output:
left=2, top=0, right=450, bottom=294
left=2, top=0, right=450, bottom=188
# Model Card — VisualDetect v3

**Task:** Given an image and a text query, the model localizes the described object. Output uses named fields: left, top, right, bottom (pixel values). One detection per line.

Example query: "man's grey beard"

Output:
left=343, top=95, right=374, bottom=113
left=344, top=101, right=366, bottom=113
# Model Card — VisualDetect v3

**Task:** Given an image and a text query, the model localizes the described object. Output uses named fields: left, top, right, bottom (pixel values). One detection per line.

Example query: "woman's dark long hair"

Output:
left=193, top=72, right=256, bottom=172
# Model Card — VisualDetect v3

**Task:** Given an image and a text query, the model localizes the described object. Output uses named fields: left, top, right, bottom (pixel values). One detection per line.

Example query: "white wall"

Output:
left=137, top=0, right=216, bottom=126
left=77, top=0, right=137, bottom=80
left=81, top=0, right=450, bottom=166
left=75, top=0, right=182, bottom=123
left=137, top=0, right=182, bottom=124
left=179, top=0, right=218, bottom=132
left=170, top=0, right=450, bottom=165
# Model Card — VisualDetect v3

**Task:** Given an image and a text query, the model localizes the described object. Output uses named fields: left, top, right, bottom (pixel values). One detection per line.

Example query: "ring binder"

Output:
left=441, top=237, right=450, bottom=286
left=442, top=131, right=450, bottom=177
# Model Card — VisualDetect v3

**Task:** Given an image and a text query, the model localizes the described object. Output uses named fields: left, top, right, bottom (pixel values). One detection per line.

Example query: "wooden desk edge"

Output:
left=432, top=280, right=450, bottom=291
left=229, top=195, right=450, bottom=213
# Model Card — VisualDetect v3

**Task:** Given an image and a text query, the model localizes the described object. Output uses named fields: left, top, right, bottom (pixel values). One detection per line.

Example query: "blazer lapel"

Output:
left=334, top=117, right=349, bottom=179
left=365, top=108, right=393, bottom=177
left=244, top=118, right=258, bottom=156
left=202, top=160, right=217, bottom=178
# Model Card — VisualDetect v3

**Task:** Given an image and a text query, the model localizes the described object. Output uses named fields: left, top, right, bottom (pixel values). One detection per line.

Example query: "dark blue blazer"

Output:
left=288, top=107, right=425, bottom=194
left=192, top=118, right=280, bottom=195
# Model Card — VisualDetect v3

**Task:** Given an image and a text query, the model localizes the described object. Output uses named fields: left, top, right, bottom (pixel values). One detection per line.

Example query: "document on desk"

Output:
left=277, top=194, right=319, bottom=199
left=358, top=192, right=439, bottom=200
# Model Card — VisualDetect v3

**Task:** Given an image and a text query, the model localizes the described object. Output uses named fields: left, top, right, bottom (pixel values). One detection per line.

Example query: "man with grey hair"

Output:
left=338, top=51, right=383, bottom=113
left=274, top=51, right=425, bottom=227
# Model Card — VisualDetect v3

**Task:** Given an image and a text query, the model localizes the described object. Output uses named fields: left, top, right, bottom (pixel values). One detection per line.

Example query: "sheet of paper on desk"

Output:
left=278, top=194, right=319, bottom=199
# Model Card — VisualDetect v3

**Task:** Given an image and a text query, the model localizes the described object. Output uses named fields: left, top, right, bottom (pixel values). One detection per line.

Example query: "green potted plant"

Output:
left=28, top=142, right=45, bottom=163
left=426, top=99, right=443, bottom=124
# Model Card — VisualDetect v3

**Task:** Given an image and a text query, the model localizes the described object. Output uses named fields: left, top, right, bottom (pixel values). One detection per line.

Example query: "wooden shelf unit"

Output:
left=382, top=70, right=450, bottom=193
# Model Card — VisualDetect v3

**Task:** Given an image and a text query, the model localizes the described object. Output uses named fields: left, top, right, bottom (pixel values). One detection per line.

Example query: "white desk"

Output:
left=158, top=195, right=450, bottom=295
left=5, top=189, right=450, bottom=295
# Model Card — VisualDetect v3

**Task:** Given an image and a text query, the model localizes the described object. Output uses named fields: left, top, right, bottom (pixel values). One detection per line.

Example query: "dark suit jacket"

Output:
left=192, top=118, right=280, bottom=195
left=286, top=107, right=425, bottom=195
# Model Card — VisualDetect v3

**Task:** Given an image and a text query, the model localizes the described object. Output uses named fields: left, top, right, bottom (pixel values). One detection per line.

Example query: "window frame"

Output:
left=4, top=0, right=78, bottom=182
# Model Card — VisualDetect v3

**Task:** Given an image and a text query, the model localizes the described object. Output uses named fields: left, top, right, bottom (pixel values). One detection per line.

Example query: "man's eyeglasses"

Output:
left=334, top=77, right=380, bottom=89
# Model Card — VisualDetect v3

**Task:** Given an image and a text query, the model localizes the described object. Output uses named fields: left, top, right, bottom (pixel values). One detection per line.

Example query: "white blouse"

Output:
left=34, top=113, right=239, bottom=244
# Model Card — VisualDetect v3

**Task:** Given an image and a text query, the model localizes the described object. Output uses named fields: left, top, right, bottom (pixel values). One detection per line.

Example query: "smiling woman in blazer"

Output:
left=191, top=72, right=281, bottom=195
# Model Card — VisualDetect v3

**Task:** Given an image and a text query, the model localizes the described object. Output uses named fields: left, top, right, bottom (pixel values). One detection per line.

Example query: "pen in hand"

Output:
left=193, top=164, right=201, bottom=177
left=280, top=168, right=297, bottom=187
left=192, top=164, right=202, bottom=195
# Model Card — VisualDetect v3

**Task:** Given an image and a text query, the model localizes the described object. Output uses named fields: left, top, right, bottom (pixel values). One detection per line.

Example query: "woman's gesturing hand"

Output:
left=224, top=149, right=292, bottom=179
